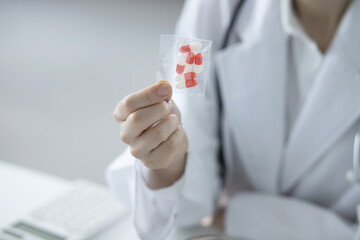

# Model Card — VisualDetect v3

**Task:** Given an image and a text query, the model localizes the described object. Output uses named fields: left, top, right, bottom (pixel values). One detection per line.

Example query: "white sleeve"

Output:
left=134, top=161, right=185, bottom=239
left=105, top=147, right=185, bottom=240
left=105, top=147, right=136, bottom=212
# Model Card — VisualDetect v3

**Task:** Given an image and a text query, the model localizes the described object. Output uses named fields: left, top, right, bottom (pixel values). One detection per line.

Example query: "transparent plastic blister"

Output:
left=156, top=34, right=212, bottom=97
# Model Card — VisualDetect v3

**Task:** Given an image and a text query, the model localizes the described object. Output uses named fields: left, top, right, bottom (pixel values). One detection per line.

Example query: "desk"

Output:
left=0, top=161, right=221, bottom=240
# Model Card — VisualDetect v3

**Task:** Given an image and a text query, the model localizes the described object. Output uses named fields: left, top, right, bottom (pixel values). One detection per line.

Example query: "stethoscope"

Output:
left=221, top=0, right=360, bottom=185
left=346, top=126, right=360, bottom=183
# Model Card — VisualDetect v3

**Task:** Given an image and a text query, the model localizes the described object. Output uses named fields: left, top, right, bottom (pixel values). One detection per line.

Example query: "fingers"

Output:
left=168, top=100, right=181, bottom=122
left=114, top=81, right=187, bottom=171
left=120, top=101, right=171, bottom=143
left=114, top=80, right=172, bottom=122
left=145, top=128, right=186, bottom=169
left=131, top=114, right=179, bottom=157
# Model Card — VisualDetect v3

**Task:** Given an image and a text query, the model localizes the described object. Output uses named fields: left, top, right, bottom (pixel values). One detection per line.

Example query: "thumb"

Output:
left=156, top=80, right=173, bottom=102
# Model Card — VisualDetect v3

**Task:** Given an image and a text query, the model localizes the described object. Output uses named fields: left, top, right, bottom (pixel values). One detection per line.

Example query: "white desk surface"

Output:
left=0, top=161, right=221, bottom=240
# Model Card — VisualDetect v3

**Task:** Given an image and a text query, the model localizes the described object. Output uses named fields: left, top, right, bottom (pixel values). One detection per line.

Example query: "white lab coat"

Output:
left=107, top=0, right=360, bottom=239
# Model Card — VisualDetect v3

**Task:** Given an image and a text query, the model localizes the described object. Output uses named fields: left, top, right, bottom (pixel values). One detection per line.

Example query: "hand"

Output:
left=114, top=80, right=188, bottom=189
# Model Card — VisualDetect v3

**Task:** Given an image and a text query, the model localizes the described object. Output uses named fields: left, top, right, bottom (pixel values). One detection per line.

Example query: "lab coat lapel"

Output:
left=281, top=0, right=360, bottom=193
left=215, top=0, right=287, bottom=193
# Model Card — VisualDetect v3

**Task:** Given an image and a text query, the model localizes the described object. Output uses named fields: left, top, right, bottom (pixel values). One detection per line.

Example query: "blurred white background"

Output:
left=0, top=0, right=184, bottom=184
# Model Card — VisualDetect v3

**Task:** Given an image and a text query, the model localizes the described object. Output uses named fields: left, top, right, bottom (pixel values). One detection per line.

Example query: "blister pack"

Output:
left=156, top=34, right=212, bottom=97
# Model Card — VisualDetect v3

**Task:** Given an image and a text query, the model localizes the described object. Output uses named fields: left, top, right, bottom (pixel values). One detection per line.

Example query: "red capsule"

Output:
left=185, top=72, right=196, bottom=80
left=175, top=72, right=196, bottom=81
left=176, top=53, right=187, bottom=74
left=179, top=42, right=201, bottom=53
left=176, top=64, right=185, bottom=74
left=176, top=79, right=198, bottom=89
left=195, top=53, right=203, bottom=65
left=186, top=52, right=195, bottom=64
left=194, top=53, right=203, bottom=73
left=185, top=79, right=197, bottom=88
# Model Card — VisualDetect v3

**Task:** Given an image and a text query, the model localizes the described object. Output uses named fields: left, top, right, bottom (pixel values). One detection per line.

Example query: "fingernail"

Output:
left=157, top=84, right=170, bottom=96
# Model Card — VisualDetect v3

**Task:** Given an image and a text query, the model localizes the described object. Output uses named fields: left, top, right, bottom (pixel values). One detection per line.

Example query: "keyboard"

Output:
left=1, top=180, right=126, bottom=240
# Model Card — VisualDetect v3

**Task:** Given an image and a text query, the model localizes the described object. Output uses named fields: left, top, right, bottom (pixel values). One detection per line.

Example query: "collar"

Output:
left=335, top=0, right=360, bottom=71
left=280, top=0, right=317, bottom=47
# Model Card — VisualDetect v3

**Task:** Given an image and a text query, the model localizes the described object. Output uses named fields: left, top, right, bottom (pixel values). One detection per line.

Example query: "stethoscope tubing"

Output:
left=352, top=126, right=360, bottom=181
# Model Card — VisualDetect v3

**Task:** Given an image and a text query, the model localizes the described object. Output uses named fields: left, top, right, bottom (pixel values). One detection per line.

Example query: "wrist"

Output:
left=146, top=152, right=187, bottom=189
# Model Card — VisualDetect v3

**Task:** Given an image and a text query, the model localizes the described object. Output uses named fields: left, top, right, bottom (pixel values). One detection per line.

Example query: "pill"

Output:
left=176, top=65, right=185, bottom=74
left=179, top=42, right=201, bottom=53
left=176, top=54, right=187, bottom=74
left=195, top=53, right=202, bottom=65
left=176, top=79, right=198, bottom=89
left=194, top=53, right=203, bottom=73
left=186, top=52, right=195, bottom=64
left=175, top=72, right=196, bottom=82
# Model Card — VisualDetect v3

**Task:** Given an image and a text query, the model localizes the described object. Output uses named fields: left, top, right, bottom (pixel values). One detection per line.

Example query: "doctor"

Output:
left=108, top=0, right=360, bottom=239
